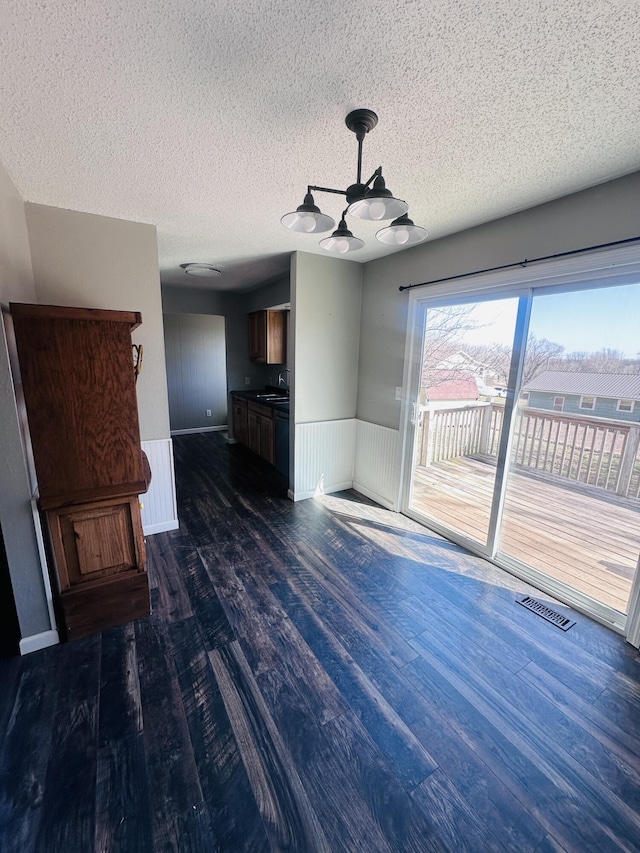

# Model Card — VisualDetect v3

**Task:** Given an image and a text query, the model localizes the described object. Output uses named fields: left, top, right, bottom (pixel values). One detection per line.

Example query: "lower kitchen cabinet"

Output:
left=248, top=401, right=275, bottom=464
left=232, top=394, right=275, bottom=465
left=232, top=395, right=248, bottom=445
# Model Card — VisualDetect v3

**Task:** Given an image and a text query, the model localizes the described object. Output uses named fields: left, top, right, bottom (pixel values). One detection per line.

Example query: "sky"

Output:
left=454, top=283, right=640, bottom=358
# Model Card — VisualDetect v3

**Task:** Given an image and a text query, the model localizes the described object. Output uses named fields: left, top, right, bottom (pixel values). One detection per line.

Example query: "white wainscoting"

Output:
left=292, top=419, right=356, bottom=501
left=353, top=420, right=402, bottom=510
left=140, top=438, right=179, bottom=535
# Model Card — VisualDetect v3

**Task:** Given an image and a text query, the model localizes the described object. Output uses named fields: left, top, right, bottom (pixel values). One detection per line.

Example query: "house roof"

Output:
left=427, top=370, right=479, bottom=401
left=524, top=371, right=640, bottom=400
left=436, top=351, right=488, bottom=372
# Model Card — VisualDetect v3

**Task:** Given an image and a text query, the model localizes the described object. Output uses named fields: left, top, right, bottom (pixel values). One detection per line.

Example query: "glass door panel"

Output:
left=407, top=297, right=519, bottom=549
left=498, top=283, right=640, bottom=614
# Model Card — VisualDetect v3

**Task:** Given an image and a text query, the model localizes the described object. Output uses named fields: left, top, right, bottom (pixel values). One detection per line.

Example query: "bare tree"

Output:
left=421, top=304, right=480, bottom=388
left=522, top=335, right=565, bottom=384
left=550, top=348, right=640, bottom=374
left=464, top=342, right=511, bottom=384
left=420, top=306, right=568, bottom=391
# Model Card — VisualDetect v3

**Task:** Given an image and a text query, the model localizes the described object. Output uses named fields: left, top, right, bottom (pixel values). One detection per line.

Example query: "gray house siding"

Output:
left=526, top=390, right=639, bottom=422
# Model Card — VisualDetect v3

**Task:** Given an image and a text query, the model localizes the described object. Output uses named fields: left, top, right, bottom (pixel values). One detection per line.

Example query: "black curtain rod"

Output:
left=398, top=235, right=640, bottom=293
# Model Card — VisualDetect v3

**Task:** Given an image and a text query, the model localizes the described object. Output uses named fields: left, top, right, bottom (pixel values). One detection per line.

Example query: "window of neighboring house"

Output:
left=521, top=391, right=530, bottom=404
left=553, top=396, right=565, bottom=412
left=579, top=395, right=596, bottom=411
left=617, top=399, right=634, bottom=413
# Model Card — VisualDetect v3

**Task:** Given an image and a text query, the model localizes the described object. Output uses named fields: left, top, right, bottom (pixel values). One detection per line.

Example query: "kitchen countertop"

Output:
left=232, top=388, right=290, bottom=414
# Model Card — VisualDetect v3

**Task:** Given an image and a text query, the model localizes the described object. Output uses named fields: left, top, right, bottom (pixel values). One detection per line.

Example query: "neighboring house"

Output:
left=523, top=370, right=640, bottom=422
left=424, top=369, right=480, bottom=409
left=436, top=350, right=489, bottom=385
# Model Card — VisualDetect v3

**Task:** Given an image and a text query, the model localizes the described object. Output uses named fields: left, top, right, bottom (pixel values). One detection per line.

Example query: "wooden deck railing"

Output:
left=417, top=402, right=640, bottom=500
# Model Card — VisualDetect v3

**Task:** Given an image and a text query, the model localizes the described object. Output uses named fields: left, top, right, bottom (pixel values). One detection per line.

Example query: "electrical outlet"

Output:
left=395, top=386, right=402, bottom=401
left=206, top=409, right=212, bottom=417
left=245, top=376, right=251, bottom=385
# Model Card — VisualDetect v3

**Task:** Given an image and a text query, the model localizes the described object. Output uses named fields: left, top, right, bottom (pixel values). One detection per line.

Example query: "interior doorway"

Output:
left=163, top=313, right=228, bottom=433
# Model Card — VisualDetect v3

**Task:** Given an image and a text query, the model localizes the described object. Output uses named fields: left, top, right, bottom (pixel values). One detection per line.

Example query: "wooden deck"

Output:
left=410, top=457, right=640, bottom=613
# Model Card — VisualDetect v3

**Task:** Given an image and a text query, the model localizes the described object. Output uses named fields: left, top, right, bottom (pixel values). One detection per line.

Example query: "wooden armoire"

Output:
left=10, top=303, right=151, bottom=640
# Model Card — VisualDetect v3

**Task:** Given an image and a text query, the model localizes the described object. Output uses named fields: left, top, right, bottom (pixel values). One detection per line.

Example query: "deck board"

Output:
left=410, top=457, right=640, bottom=612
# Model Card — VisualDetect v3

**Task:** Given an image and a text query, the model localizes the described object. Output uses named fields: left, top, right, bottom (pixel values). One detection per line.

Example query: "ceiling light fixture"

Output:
left=281, top=109, right=427, bottom=254
left=180, top=263, right=222, bottom=277
left=376, top=214, right=428, bottom=246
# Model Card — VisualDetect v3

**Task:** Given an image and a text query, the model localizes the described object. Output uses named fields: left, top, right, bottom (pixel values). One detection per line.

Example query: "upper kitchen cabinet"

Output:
left=248, top=310, right=287, bottom=364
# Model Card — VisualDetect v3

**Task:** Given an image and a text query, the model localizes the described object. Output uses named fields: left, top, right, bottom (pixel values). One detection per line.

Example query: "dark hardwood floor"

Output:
left=1, top=431, right=640, bottom=852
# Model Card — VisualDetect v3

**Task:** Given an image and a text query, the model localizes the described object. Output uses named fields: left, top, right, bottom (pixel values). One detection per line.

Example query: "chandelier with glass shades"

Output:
left=281, top=109, right=427, bottom=254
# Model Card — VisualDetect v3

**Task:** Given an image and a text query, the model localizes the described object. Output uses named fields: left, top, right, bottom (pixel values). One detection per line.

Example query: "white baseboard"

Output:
left=170, top=425, right=226, bottom=435
left=352, top=482, right=398, bottom=511
left=20, top=629, right=59, bottom=655
left=292, top=480, right=354, bottom=502
left=143, top=519, right=179, bottom=535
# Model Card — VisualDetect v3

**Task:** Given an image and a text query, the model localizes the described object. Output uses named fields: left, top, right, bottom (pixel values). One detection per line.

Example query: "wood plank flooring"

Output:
left=411, top=456, right=640, bottom=612
left=1, top=431, right=640, bottom=852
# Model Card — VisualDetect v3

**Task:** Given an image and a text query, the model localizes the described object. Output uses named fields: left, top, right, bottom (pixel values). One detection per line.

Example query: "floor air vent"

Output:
left=515, top=595, right=576, bottom=631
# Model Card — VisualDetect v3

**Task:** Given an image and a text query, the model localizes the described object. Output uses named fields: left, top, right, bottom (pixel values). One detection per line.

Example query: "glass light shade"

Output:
left=347, top=174, right=408, bottom=221
left=376, top=214, right=428, bottom=246
left=281, top=192, right=335, bottom=233
left=319, top=218, right=364, bottom=253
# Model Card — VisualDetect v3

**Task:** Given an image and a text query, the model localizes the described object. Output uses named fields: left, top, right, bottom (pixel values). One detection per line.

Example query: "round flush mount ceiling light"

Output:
left=180, top=263, right=222, bottom=278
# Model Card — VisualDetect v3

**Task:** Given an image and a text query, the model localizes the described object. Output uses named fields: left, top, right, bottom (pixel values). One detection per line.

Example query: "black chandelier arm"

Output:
left=307, top=184, right=347, bottom=197
left=362, top=166, right=382, bottom=189
left=307, top=166, right=382, bottom=203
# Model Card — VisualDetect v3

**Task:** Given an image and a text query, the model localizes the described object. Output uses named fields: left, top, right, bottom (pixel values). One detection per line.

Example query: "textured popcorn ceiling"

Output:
left=1, top=0, right=639, bottom=290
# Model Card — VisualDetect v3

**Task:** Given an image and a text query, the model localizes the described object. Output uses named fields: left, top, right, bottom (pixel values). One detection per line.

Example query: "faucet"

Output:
left=278, top=368, right=290, bottom=389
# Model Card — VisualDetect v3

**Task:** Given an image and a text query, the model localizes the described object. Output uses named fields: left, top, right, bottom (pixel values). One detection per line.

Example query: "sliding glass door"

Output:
left=403, top=269, right=640, bottom=631
left=407, top=296, right=519, bottom=550
left=497, top=283, right=640, bottom=616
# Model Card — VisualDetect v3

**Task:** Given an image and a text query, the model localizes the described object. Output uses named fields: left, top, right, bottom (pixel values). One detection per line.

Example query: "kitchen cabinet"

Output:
left=232, top=395, right=248, bottom=445
left=10, top=302, right=150, bottom=640
left=248, top=310, right=287, bottom=364
left=247, top=401, right=275, bottom=464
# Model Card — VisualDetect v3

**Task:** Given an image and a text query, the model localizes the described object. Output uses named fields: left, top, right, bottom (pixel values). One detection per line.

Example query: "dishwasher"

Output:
left=274, top=410, right=290, bottom=478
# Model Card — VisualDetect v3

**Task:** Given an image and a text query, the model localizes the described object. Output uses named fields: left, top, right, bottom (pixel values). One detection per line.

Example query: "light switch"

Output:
left=395, top=386, right=402, bottom=401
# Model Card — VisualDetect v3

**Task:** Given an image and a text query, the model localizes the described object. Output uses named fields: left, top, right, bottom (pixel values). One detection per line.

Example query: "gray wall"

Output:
left=164, top=313, right=228, bottom=430
left=227, top=276, right=290, bottom=393
left=358, top=172, right=640, bottom=430
left=292, top=252, right=362, bottom=424
left=0, top=163, right=52, bottom=639
left=25, top=204, right=171, bottom=442
left=162, top=273, right=291, bottom=397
